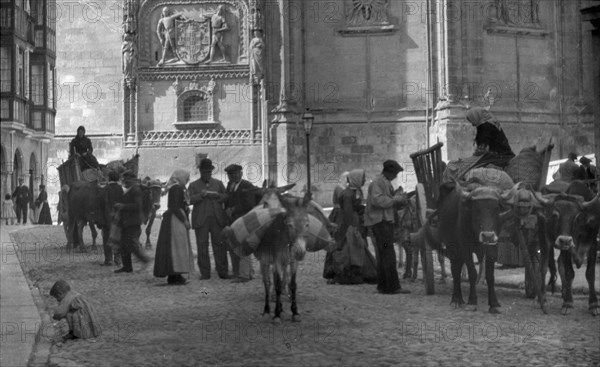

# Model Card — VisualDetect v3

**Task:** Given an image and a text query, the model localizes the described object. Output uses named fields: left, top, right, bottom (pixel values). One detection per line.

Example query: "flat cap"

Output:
left=383, top=160, right=403, bottom=174
left=224, top=164, right=243, bottom=173
left=580, top=156, right=591, bottom=165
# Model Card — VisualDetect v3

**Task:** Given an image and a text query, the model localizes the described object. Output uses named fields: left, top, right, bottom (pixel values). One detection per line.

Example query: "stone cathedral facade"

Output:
left=48, top=0, right=598, bottom=206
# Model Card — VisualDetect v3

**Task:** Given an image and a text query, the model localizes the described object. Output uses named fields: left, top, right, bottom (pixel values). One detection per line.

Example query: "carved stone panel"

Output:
left=338, top=0, right=398, bottom=36
left=138, top=0, right=250, bottom=68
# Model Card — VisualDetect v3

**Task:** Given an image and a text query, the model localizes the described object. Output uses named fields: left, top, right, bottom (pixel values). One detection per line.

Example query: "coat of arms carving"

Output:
left=175, top=19, right=211, bottom=65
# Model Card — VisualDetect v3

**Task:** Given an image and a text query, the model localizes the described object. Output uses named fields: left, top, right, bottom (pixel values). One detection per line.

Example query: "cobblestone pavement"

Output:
left=8, top=224, right=600, bottom=367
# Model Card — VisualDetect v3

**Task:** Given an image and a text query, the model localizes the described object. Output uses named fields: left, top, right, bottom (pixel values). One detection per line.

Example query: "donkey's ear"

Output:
left=301, top=191, right=312, bottom=206
left=262, top=179, right=267, bottom=189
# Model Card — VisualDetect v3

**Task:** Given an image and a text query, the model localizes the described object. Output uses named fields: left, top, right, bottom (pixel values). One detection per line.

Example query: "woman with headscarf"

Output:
left=69, top=126, right=100, bottom=169
left=324, top=169, right=377, bottom=285
left=323, top=171, right=349, bottom=279
left=35, top=184, right=53, bottom=224
left=153, top=169, right=194, bottom=285
left=465, top=107, right=515, bottom=168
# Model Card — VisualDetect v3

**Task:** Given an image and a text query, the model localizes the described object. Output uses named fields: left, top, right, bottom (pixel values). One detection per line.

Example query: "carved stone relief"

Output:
left=138, top=1, right=250, bottom=68
left=338, top=0, right=397, bottom=35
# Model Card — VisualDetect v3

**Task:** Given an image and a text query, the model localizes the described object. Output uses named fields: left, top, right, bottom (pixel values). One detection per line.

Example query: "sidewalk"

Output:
left=0, top=224, right=41, bottom=367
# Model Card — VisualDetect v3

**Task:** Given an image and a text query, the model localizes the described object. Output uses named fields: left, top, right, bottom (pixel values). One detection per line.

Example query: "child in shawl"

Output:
left=2, top=194, right=16, bottom=225
left=50, top=280, right=101, bottom=341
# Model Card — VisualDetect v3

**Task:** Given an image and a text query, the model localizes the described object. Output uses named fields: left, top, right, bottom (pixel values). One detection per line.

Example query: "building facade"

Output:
left=1, top=0, right=56, bottom=202
left=51, top=0, right=597, bottom=207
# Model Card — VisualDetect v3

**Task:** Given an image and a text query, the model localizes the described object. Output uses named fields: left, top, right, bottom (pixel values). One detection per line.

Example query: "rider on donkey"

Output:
left=69, top=126, right=101, bottom=170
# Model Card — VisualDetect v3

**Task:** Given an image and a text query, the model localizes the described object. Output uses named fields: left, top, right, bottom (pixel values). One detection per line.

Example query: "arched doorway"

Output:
left=12, top=148, right=23, bottom=191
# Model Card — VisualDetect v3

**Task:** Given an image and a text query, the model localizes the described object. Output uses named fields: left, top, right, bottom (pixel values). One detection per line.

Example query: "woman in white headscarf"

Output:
left=324, top=169, right=377, bottom=285
left=154, top=169, right=194, bottom=285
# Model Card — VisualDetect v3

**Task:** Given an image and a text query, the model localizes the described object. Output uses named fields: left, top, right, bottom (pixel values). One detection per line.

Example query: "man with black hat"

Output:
left=12, top=177, right=30, bottom=225
left=224, top=164, right=259, bottom=283
left=189, top=158, right=230, bottom=279
left=113, top=170, right=150, bottom=273
left=365, top=159, right=411, bottom=295
left=574, top=156, right=599, bottom=192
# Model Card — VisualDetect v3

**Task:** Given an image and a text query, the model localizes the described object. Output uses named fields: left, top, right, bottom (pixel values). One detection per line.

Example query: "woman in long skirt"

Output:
left=36, top=185, right=53, bottom=224
left=153, top=169, right=194, bottom=285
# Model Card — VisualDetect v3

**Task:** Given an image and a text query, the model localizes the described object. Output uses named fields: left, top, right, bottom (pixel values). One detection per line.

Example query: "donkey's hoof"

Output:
left=589, top=307, right=599, bottom=317
left=273, top=317, right=282, bottom=325
left=488, top=307, right=501, bottom=314
left=561, top=307, right=571, bottom=316
left=450, top=300, right=464, bottom=309
left=292, top=315, right=301, bottom=323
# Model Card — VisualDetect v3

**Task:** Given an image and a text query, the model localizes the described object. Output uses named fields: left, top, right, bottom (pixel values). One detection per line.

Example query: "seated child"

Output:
left=50, top=280, right=101, bottom=341
left=2, top=194, right=16, bottom=225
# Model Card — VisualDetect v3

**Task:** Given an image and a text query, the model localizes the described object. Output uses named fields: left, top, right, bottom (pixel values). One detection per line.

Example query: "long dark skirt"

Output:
left=153, top=211, right=194, bottom=278
left=38, top=203, right=53, bottom=224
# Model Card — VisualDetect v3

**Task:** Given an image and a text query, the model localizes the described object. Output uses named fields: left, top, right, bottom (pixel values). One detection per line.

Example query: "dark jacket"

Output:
left=225, top=179, right=259, bottom=222
left=12, top=185, right=30, bottom=205
left=69, top=136, right=94, bottom=156
left=188, top=177, right=228, bottom=228
left=120, top=184, right=143, bottom=228
left=97, top=182, right=124, bottom=228
left=475, top=122, right=514, bottom=157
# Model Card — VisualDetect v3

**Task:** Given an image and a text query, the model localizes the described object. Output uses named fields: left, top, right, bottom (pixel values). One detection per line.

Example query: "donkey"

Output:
left=256, top=188, right=312, bottom=323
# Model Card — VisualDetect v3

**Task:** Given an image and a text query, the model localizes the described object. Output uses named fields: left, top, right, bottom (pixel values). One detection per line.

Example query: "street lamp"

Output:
left=302, top=109, right=314, bottom=196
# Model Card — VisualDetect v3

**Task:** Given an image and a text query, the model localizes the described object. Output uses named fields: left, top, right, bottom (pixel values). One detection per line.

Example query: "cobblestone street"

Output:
left=7, top=225, right=600, bottom=367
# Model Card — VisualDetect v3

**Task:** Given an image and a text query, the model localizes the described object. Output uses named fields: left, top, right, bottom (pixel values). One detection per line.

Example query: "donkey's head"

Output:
left=281, top=192, right=312, bottom=252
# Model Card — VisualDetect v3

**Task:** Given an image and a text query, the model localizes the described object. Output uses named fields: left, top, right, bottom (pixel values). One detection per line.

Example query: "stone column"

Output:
left=580, top=6, right=600, bottom=161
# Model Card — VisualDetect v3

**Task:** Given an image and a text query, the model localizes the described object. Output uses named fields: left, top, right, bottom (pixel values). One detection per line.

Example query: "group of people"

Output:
left=554, top=152, right=598, bottom=191
left=324, top=160, right=412, bottom=294
left=2, top=178, right=52, bottom=226
left=100, top=158, right=260, bottom=285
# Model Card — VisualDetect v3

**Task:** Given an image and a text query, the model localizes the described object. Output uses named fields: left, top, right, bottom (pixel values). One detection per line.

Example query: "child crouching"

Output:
left=50, top=280, right=102, bottom=342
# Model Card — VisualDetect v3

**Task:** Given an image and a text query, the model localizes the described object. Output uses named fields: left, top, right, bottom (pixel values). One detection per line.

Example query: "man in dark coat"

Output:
left=114, top=170, right=149, bottom=273
left=574, top=156, right=599, bottom=192
left=12, top=178, right=30, bottom=225
left=98, top=171, right=124, bottom=266
left=364, top=160, right=411, bottom=295
left=224, top=164, right=260, bottom=283
left=69, top=126, right=100, bottom=169
left=188, top=158, right=230, bottom=279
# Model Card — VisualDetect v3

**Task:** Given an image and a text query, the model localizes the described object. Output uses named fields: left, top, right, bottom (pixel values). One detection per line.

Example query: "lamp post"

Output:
left=302, top=109, right=314, bottom=197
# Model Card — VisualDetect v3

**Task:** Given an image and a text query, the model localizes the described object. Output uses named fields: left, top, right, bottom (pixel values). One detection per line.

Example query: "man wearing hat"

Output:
left=189, top=158, right=230, bottom=279
left=224, top=164, right=260, bottom=283
left=12, top=177, right=30, bottom=225
left=114, top=170, right=150, bottom=273
left=574, top=156, right=598, bottom=192
left=555, top=152, right=580, bottom=183
left=364, top=160, right=411, bottom=295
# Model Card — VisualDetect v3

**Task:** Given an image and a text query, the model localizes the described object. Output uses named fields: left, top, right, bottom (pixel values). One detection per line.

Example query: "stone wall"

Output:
left=55, top=0, right=124, bottom=135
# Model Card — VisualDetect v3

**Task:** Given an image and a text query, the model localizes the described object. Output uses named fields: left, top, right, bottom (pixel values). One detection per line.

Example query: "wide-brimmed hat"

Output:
left=383, top=160, right=403, bottom=174
left=198, top=158, right=215, bottom=171
left=224, top=164, right=243, bottom=173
